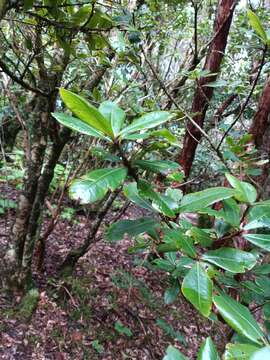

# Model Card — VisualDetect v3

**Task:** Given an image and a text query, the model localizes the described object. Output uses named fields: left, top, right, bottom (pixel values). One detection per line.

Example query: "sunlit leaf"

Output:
left=69, top=167, right=127, bottom=204
left=119, top=111, right=175, bottom=138
left=99, top=101, right=125, bottom=136
left=202, top=248, right=257, bottom=273
left=213, top=293, right=265, bottom=345
left=197, top=337, right=220, bottom=360
left=179, top=188, right=235, bottom=213
left=59, top=88, right=113, bottom=137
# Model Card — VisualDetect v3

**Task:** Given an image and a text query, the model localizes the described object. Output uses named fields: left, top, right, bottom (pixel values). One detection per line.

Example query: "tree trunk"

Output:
left=249, top=76, right=270, bottom=192
left=3, top=93, right=49, bottom=290
left=249, top=76, right=270, bottom=148
left=178, top=0, right=236, bottom=178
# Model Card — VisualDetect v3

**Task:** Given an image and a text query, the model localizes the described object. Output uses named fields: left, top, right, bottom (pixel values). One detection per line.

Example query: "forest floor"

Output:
left=0, top=184, right=229, bottom=360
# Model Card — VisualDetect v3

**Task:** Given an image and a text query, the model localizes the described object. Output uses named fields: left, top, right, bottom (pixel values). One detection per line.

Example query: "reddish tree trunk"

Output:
left=249, top=76, right=270, bottom=148
left=249, top=76, right=270, bottom=191
left=179, top=0, right=236, bottom=178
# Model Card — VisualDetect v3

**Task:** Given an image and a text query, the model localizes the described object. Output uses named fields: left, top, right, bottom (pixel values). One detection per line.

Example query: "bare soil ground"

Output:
left=0, top=184, right=229, bottom=359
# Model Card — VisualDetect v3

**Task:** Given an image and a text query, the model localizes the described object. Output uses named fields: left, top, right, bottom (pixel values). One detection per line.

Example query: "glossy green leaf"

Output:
left=52, top=113, right=109, bottom=140
left=138, top=180, right=175, bottom=217
left=106, top=217, right=158, bottom=241
left=221, top=198, right=240, bottom=227
left=163, top=345, right=187, bottom=360
left=123, top=183, right=154, bottom=212
left=213, top=293, right=265, bottom=345
left=247, top=10, right=267, bottom=43
left=197, top=337, right=220, bottom=360
left=99, top=101, right=125, bottom=136
left=224, top=343, right=260, bottom=360
left=244, top=233, right=270, bottom=251
left=225, top=173, right=257, bottom=204
left=202, top=248, right=257, bottom=273
left=182, top=262, right=213, bottom=317
left=59, top=88, right=113, bottom=137
left=134, top=160, right=180, bottom=174
left=250, top=346, right=270, bottom=359
left=179, top=187, right=235, bottom=213
left=119, top=111, right=175, bottom=138
left=245, top=206, right=270, bottom=230
left=69, top=167, right=127, bottom=204
left=159, top=230, right=196, bottom=257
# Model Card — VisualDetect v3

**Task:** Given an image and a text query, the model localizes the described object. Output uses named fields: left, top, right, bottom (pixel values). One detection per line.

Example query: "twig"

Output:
left=217, top=44, right=268, bottom=150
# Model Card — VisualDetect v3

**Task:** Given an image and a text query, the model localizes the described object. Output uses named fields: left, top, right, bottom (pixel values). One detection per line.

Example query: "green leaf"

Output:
left=250, top=346, right=270, bottom=359
left=23, top=0, right=34, bottom=10
left=225, top=173, right=257, bottom=204
left=182, top=262, right=213, bottom=317
left=52, top=113, right=109, bottom=140
left=106, top=217, right=158, bottom=241
left=69, top=167, right=127, bottom=204
left=71, top=4, right=92, bottom=25
left=188, top=227, right=213, bottom=247
left=114, top=321, right=132, bottom=337
left=221, top=198, right=240, bottom=227
left=123, top=183, right=154, bottom=212
left=224, top=343, right=260, bottom=360
left=119, top=111, right=175, bottom=138
left=138, top=180, right=175, bottom=217
left=133, top=160, right=180, bottom=174
left=59, top=88, right=113, bottom=137
left=179, top=187, right=235, bottom=213
left=197, top=337, right=220, bottom=360
left=159, top=230, right=196, bottom=258
left=87, top=9, right=113, bottom=30
left=163, top=345, right=187, bottom=360
left=253, top=264, right=270, bottom=275
left=247, top=10, right=267, bottom=43
left=245, top=206, right=270, bottom=230
left=202, top=248, right=257, bottom=273
left=99, top=101, right=125, bottom=137
left=151, top=129, right=179, bottom=145
left=213, top=293, right=265, bottom=345
left=244, top=233, right=270, bottom=251
left=164, top=286, right=180, bottom=305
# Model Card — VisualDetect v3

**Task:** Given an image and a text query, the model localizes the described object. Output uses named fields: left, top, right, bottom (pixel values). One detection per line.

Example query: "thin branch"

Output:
left=0, top=58, right=48, bottom=96
left=141, top=46, right=230, bottom=172
left=217, top=44, right=268, bottom=151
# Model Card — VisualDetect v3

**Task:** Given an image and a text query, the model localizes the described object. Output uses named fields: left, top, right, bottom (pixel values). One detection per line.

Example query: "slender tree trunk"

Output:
left=249, top=76, right=270, bottom=192
left=4, top=89, right=51, bottom=289
left=249, top=76, right=270, bottom=148
left=178, top=0, right=236, bottom=178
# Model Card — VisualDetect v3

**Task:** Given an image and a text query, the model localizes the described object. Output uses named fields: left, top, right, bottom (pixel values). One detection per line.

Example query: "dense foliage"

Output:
left=1, top=0, right=270, bottom=358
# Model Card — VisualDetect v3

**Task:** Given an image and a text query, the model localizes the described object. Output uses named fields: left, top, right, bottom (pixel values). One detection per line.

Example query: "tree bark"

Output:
left=249, top=76, right=270, bottom=192
left=249, top=76, right=270, bottom=148
left=178, top=0, right=236, bottom=178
